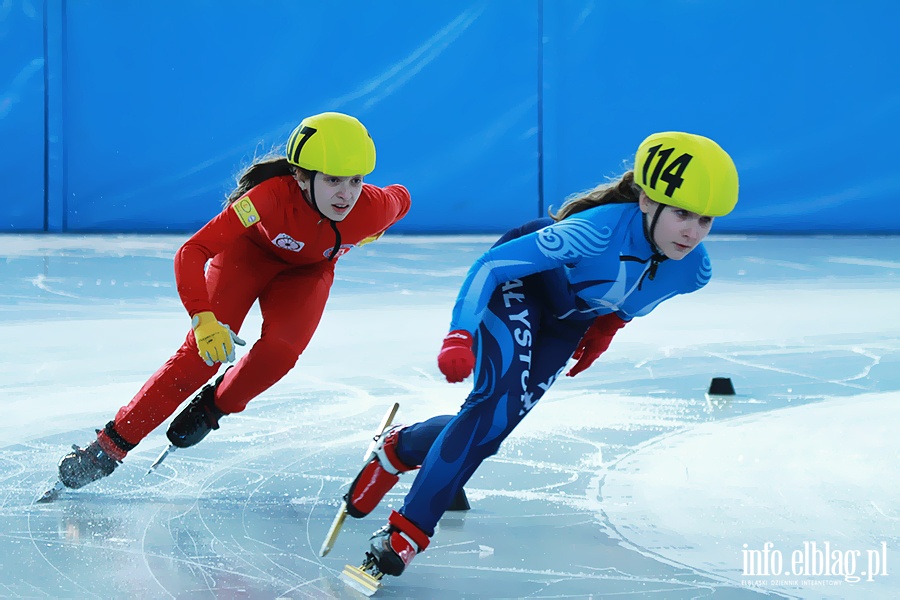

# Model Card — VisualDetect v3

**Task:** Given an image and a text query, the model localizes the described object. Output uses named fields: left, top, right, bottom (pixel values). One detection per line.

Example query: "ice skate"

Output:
left=148, top=371, right=228, bottom=474
left=319, top=402, right=399, bottom=556
left=340, top=552, right=385, bottom=596
left=166, top=373, right=227, bottom=448
left=57, top=440, right=121, bottom=489
left=38, top=443, right=109, bottom=502
left=345, top=424, right=417, bottom=518
left=39, top=423, right=132, bottom=501
left=367, top=510, right=430, bottom=576
left=340, top=510, right=430, bottom=595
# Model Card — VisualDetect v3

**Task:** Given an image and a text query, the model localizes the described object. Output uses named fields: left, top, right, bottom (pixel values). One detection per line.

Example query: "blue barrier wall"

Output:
left=541, top=0, right=900, bottom=234
left=59, top=1, right=538, bottom=233
left=2, top=3, right=45, bottom=231
left=3, top=1, right=900, bottom=233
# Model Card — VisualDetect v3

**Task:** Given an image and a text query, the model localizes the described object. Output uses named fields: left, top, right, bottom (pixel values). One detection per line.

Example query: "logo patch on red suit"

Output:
left=324, top=244, right=354, bottom=258
left=273, top=233, right=304, bottom=252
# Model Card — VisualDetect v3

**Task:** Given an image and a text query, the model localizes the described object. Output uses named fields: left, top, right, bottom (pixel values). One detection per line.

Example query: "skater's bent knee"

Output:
left=256, top=336, right=304, bottom=367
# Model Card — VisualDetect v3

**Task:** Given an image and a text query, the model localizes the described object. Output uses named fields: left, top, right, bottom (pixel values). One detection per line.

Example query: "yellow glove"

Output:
left=191, top=311, right=246, bottom=366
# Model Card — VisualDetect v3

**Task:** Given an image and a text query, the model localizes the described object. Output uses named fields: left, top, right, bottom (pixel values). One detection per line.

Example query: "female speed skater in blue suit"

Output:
left=342, top=131, right=741, bottom=578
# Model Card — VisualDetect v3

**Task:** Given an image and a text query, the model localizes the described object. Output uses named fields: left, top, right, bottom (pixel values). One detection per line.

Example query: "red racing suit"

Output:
left=112, top=175, right=410, bottom=445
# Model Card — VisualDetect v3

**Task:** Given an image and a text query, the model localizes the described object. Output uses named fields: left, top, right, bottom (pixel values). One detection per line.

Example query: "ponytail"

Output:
left=549, top=171, right=640, bottom=221
left=223, top=156, right=296, bottom=207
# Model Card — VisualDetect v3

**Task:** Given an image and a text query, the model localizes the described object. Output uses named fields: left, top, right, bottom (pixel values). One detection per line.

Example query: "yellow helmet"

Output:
left=634, top=132, right=738, bottom=217
left=285, top=112, right=376, bottom=176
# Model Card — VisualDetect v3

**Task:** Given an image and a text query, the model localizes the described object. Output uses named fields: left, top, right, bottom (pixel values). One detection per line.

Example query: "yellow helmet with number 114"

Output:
left=285, top=112, right=376, bottom=177
left=634, top=131, right=738, bottom=217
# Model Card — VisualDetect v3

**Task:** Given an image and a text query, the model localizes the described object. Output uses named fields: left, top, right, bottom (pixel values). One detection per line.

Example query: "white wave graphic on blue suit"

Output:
left=536, top=218, right=612, bottom=261
left=696, top=254, right=712, bottom=289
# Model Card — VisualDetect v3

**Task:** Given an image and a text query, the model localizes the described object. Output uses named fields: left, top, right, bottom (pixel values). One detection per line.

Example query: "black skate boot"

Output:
left=166, top=371, right=228, bottom=448
left=58, top=422, right=133, bottom=489
left=369, top=510, right=431, bottom=577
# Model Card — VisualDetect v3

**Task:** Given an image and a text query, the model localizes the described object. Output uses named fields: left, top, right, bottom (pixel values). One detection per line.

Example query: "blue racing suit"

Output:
left=391, top=202, right=712, bottom=536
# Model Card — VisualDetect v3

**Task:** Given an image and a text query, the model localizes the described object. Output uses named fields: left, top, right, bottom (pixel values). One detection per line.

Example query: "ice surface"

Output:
left=0, top=233, right=897, bottom=599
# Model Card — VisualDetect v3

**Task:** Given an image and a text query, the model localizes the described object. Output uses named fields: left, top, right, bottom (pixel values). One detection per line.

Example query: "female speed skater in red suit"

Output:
left=54, top=112, right=410, bottom=492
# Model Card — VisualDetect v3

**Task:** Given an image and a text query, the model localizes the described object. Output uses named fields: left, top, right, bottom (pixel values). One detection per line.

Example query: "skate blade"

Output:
left=363, top=402, right=399, bottom=461
left=36, top=481, right=65, bottom=504
left=340, top=564, right=383, bottom=596
left=319, top=501, right=349, bottom=556
left=146, top=444, right=177, bottom=475
left=319, top=402, right=399, bottom=557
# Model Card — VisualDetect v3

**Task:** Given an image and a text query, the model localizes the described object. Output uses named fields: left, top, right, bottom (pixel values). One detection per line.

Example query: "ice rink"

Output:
left=0, top=233, right=897, bottom=599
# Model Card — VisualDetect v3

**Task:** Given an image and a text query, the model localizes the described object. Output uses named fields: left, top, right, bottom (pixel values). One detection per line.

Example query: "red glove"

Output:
left=567, top=313, right=627, bottom=377
left=438, top=330, right=475, bottom=383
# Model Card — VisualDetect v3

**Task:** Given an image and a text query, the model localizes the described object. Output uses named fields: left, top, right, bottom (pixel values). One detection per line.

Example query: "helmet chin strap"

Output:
left=304, top=171, right=327, bottom=219
left=636, top=203, right=669, bottom=290
left=642, top=203, right=667, bottom=256
left=301, top=171, right=343, bottom=261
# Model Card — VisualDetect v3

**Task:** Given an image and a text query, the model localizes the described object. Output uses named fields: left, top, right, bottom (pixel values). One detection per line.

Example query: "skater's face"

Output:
left=639, top=193, right=713, bottom=260
left=296, top=171, right=364, bottom=221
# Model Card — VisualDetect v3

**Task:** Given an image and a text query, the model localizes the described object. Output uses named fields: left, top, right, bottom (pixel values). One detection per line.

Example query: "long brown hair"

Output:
left=223, top=155, right=311, bottom=207
left=549, top=171, right=640, bottom=221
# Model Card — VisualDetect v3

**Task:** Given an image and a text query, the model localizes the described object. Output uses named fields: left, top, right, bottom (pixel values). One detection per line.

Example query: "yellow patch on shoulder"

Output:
left=232, top=195, right=261, bottom=227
